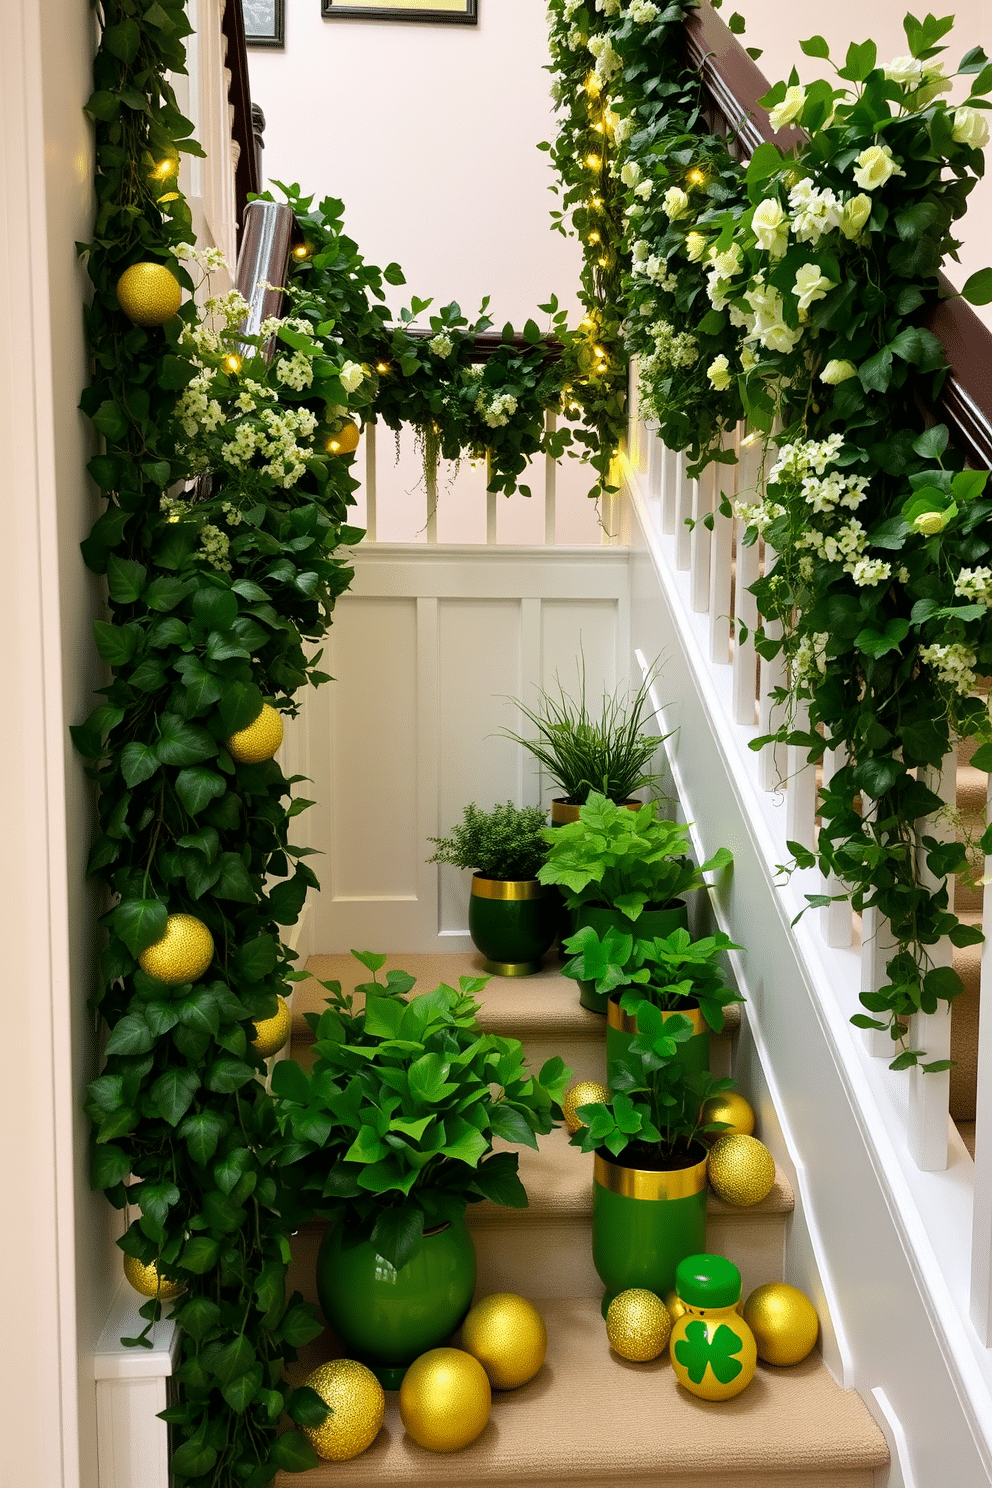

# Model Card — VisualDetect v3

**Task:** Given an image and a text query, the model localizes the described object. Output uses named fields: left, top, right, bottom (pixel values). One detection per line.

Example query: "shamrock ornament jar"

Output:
left=670, top=1253, right=756, bottom=1402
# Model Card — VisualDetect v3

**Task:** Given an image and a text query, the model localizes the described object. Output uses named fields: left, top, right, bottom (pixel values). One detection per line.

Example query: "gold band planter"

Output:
left=592, top=1144, right=708, bottom=1317
left=606, top=996, right=711, bottom=1087
left=550, top=797, right=642, bottom=827
left=469, top=874, right=557, bottom=977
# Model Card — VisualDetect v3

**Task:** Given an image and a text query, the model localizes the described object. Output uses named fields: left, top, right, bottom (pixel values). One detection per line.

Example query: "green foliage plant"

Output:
left=428, top=800, right=550, bottom=881
left=562, top=923, right=744, bottom=1031
left=272, top=953, right=572, bottom=1268
left=538, top=792, right=733, bottom=919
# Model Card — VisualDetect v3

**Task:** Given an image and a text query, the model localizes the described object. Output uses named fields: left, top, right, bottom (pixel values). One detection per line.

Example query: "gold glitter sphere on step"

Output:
left=138, top=913, right=214, bottom=985
left=707, top=1134, right=776, bottom=1207
left=251, top=995, right=292, bottom=1058
left=399, top=1348, right=491, bottom=1452
left=562, top=1080, right=610, bottom=1133
left=123, top=1253, right=186, bottom=1300
left=606, top=1289, right=671, bottom=1361
left=743, top=1283, right=819, bottom=1366
left=115, top=262, right=182, bottom=325
left=461, top=1293, right=547, bottom=1389
left=701, top=1090, right=755, bottom=1138
left=301, top=1359, right=384, bottom=1461
left=225, top=703, right=284, bottom=764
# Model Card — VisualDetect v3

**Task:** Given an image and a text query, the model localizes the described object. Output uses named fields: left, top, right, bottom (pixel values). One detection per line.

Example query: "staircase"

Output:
left=277, top=952, right=888, bottom=1488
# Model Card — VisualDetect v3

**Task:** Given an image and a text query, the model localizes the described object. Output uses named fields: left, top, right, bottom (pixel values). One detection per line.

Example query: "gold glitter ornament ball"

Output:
left=606, top=1289, right=671, bottom=1362
left=701, top=1090, right=755, bottom=1138
left=225, top=703, right=284, bottom=764
left=327, top=420, right=361, bottom=455
left=251, top=995, right=292, bottom=1058
left=461, top=1293, right=547, bottom=1389
left=138, top=914, right=214, bottom=985
left=743, top=1283, right=819, bottom=1366
left=123, top=1253, right=186, bottom=1300
left=302, top=1359, right=384, bottom=1461
left=115, top=262, right=182, bottom=325
left=707, top=1134, right=776, bottom=1206
left=399, top=1348, right=491, bottom=1452
left=562, top=1080, right=610, bottom=1134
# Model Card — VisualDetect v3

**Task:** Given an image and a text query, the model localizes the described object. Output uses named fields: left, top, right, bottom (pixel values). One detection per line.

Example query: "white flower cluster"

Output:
left=198, top=523, right=231, bottom=574
left=205, top=289, right=251, bottom=327
left=429, top=332, right=454, bottom=358
left=177, top=367, right=224, bottom=439
left=954, top=567, right=992, bottom=605
left=275, top=352, right=314, bottom=391
left=793, top=631, right=830, bottom=685
left=595, top=0, right=621, bottom=14
left=742, top=277, right=801, bottom=355
left=175, top=243, right=229, bottom=273
left=788, top=180, right=842, bottom=245
left=882, top=54, right=951, bottom=110
left=588, top=32, right=622, bottom=82
left=920, top=642, right=979, bottom=697
left=629, top=0, right=659, bottom=21
left=475, top=390, right=519, bottom=428
left=639, top=319, right=698, bottom=374
left=219, top=405, right=318, bottom=488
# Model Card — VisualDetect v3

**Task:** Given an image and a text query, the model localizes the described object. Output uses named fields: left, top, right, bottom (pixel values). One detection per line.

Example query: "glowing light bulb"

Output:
left=586, top=154, right=602, bottom=172
left=585, top=72, right=601, bottom=98
left=598, top=256, right=609, bottom=267
left=153, top=159, right=176, bottom=180
left=223, top=353, right=242, bottom=374
left=594, top=345, right=606, bottom=358
left=327, top=437, right=342, bottom=453
left=593, top=121, right=605, bottom=133
left=597, top=363, right=608, bottom=373
left=376, top=361, right=391, bottom=374
left=592, top=195, right=603, bottom=208
left=686, top=167, right=707, bottom=186
left=293, top=244, right=310, bottom=260
left=588, top=231, right=601, bottom=244
left=580, top=315, right=596, bottom=330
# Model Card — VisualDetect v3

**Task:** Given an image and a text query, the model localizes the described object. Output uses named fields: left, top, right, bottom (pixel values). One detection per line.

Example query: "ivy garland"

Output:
left=546, top=0, right=992, bottom=1068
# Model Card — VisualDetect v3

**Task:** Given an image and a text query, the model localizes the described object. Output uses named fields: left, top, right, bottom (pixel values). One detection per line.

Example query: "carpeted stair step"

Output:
left=274, top=1294, right=887, bottom=1488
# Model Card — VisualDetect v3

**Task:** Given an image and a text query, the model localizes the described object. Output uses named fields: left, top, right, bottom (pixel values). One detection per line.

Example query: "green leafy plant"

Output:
left=428, top=800, right=550, bottom=881
left=272, top=953, right=572, bottom=1267
left=561, top=923, right=744, bottom=1031
left=538, top=792, right=732, bottom=919
left=504, top=663, right=662, bottom=804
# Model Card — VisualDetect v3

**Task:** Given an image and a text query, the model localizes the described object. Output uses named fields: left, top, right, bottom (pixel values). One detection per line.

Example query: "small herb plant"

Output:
left=570, top=1000, right=732, bottom=1163
left=504, top=665, right=661, bottom=805
left=428, top=800, right=550, bottom=881
left=272, top=952, right=571, bottom=1268
left=538, top=793, right=732, bottom=920
left=562, top=924, right=744, bottom=1032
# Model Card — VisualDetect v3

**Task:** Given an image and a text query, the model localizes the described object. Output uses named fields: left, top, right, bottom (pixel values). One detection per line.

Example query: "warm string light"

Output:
left=686, top=167, right=708, bottom=186
left=592, top=121, right=605, bottom=134
left=590, top=195, right=604, bottom=209
left=588, top=231, right=601, bottom=244
left=152, top=158, right=176, bottom=180
left=376, top=361, right=391, bottom=374
left=598, top=255, right=609, bottom=268
left=292, top=244, right=310, bottom=260
left=584, top=72, right=601, bottom=98
left=223, top=353, right=242, bottom=374
left=585, top=153, right=602, bottom=172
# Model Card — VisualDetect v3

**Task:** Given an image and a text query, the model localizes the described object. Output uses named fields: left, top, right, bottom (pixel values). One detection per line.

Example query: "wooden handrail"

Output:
left=221, top=0, right=260, bottom=239
left=685, top=0, right=992, bottom=469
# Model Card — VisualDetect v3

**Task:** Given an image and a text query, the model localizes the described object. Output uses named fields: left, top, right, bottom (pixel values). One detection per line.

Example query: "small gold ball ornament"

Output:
left=301, top=1359, right=384, bottom=1461
left=115, top=262, right=182, bottom=325
left=225, top=702, right=284, bottom=764
left=327, top=420, right=361, bottom=455
left=701, top=1090, right=755, bottom=1138
left=123, top=1253, right=186, bottom=1300
left=251, top=995, right=292, bottom=1058
left=562, top=1080, right=610, bottom=1134
left=399, top=1347, right=491, bottom=1452
left=743, top=1283, right=819, bottom=1366
left=707, top=1134, right=776, bottom=1207
left=138, top=913, right=214, bottom=985
left=461, top=1293, right=547, bottom=1389
left=606, top=1289, right=671, bottom=1361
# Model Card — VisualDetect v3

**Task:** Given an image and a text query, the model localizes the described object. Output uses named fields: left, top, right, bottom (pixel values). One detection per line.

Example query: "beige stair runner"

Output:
left=275, top=953, right=888, bottom=1487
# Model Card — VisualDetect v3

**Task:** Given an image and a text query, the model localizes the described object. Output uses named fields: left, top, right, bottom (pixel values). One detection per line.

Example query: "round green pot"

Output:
left=592, top=1144, right=708, bottom=1317
left=315, top=1216, right=477, bottom=1389
left=469, top=875, right=557, bottom=976
left=574, top=900, right=689, bottom=1014
left=606, top=996, right=710, bottom=1088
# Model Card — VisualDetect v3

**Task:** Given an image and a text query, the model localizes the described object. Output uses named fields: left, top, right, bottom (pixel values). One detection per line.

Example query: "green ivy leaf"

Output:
left=962, top=267, right=992, bottom=306
left=269, top=1432, right=321, bottom=1473
left=151, top=1067, right=201, bottom=1125
left=175, top=767, right=227, bottom=815
left=178, top=1110, right=230, bottom=1165
left=180, top=1236, right=221, bottom=1274
left=111, top=898, right=168, bottom=958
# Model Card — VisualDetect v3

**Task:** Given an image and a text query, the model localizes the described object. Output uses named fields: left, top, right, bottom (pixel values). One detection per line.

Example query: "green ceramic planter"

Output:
left=606, top=996, right=711, bottom=1088
left=315, top=1216, right=477, bottom=1389
left=592, top=1144, right=708, bottom=1317
left=574, top=900, right=689, bottom=1013
left=469, top=875, right=557, bottom=976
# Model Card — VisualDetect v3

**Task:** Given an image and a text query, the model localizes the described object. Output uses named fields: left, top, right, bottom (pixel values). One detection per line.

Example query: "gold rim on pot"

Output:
left=607, top=999, right=707, bottom=1037
left=593, top=1149, right=708, bottom=1202
left=471, top=875, right=547, bottom=901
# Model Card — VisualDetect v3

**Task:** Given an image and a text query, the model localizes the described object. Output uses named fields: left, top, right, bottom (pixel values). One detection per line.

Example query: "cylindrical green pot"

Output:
left=606, top=996, right=710, bottom=1088
left=592, top=1145, right=708, bottom=1317
left=574, top=900, right=689, bottom=1013
left=469, top=875, right=557, bottom=976
left=315, top=1216, right=477, bottom=1390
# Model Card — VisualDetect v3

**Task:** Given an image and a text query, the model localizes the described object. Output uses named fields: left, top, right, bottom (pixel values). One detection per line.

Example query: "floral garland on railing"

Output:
left=546, top=0, right=992, bottom=1067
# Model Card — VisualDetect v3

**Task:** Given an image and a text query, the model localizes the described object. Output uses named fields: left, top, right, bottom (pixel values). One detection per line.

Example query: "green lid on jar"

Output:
left=675, top=1253, right=741, bottom=1308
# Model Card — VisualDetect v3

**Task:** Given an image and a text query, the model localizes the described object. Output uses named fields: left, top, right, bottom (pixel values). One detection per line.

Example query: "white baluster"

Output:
left=662, top=446, right=679, bottom=535
left=820, top=745, right=853, bottom=948
left=732, top=432, right=761, bottom=726
left=970, top=775, right=992, bottom=1341
left=690, top=464, right=714, bottom=613
left=676, top=462, right=693, bottom=571
left=860, top=905, right=899, bottom=1057
left=647, top=428, right=664, bottom=511
left=907, top=751, right=955, bottom=1172
left=757, top=600, right=785, bottom=792
left=708, top=446, right=734, bottom=664
left=486, top=487, right=497, bottom=546
left=363, top=417, right=377, bottom=543
left=786, top=701, right=816, bottom=852
left=544, top=411, right=557, bottom=546
left=426, top=459, right=438, bottom=543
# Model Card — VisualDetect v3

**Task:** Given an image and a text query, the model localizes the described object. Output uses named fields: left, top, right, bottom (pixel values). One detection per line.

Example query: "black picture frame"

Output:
left=322, top=0, right=477, bottom=22
left=242, top=0, right=285, bottom=47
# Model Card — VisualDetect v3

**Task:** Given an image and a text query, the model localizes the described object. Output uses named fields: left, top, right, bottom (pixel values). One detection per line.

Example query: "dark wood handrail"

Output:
left=685, top=0, right=992, bottom=468
left=221, top=0, right=260, bottom=239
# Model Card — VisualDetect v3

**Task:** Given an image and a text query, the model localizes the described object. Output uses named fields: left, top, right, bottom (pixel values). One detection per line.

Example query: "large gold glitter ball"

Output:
left=123, top=1253, right=186, bottom=1300
left=326, top=420, right=361, bottom=455
left=115, top=262, right=182, bottom=325
left=225, top=703, right=284, bottom=764
left=701, top=1090, right=755, bottom=1138
left=302, top=1359, right=384, bottom=1461
left=461, top=1293, right=547, bottom=1389
left=743, top=1283, right=819, bottom=1366
left=251, top=995, right=292, bottom=1059
left=707, top=1134, right=776, bottom=1207
left=399, top=1347, right=491, bottom=1452
left=138, top=914, right=214, bottom=986
left=606, top=1289, right=671, bottom=1362
left=562, top=1080, right=610, bottom=1134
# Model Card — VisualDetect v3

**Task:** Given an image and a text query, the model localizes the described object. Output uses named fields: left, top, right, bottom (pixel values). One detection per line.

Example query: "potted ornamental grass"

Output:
left=538, top=792, right=733, bottom=1010
left=569, top=999, right=732, bottom=1314
left=562, top=923, right=744, bottom=1084
left=428, top=800, right=556, bottom=976
left=272, top=953, right=571, bottom=1387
